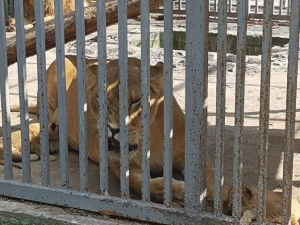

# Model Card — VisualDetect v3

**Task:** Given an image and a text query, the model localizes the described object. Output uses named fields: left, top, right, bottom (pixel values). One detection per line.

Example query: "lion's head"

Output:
left=87, top=57, right=164, bottom=160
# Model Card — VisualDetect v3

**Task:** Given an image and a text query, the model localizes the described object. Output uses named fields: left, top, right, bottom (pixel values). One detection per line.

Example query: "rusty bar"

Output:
left=118, top=0, right=129, bottom=199
left=75, top=0, right=88, bottom=192
left=232, top=0, right=248, bottom=219
left=163, top=0, right=173, bottom=206
left=257, top=0, right=273, bottom=222
left=140, top=0, right=151, bottom=202
left=34, top=0, right=50, bottom=186
left=214, top=0, right=227, bottom=217
left=14, top=0, right=31, bottom=183
left=4, top=0, right=8, bottom=20
left=0, top=0, right=13, bottom=179
left=214, top=0, right=217, bottom=11
left=254, top=0, right=258, bottom=14
left=54, top=0, right=69, bottom=188
left=287, top=0, right=291, bottom=15
left=97, top=0, right=109, bottom=195
left=185, top=0, right=208, bottom=214
left=282, top=0, right=299, bottom=223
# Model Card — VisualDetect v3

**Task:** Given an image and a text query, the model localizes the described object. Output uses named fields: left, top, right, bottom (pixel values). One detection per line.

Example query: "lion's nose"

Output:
left=108, top=125, right=120, bottom=138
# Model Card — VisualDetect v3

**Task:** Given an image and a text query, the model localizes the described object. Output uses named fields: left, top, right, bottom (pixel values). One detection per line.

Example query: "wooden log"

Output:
left=7, top=0, right=165, bottom=66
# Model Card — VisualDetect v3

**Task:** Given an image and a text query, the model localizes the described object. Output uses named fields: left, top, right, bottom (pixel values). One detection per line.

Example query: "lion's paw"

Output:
left=172, top=180, right=185, bottom=207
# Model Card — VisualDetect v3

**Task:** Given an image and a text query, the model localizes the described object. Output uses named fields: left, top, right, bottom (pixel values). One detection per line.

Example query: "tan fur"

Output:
left=65, top=57, right=186, bottom=205
left=0, top=123, right=59, bottom=168
left=233, top=186, right=300, bottom=225
left=6, top=0, right=91, bottom=32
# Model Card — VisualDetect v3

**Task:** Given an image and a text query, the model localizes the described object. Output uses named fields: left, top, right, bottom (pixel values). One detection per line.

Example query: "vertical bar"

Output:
left=141, top=0, right=150, bottom=202
left=229, top=0, right=232, bottom=13
left=34, top=0, right=50, bottom=186
left=214, top=0, right=227, bottom=217
left=4, top=0, right=8, bottom=21
left=232, top=0, right=247, bottom=219
left=287, top=0, right=291, bottom=15
left=54, top=0, right=69, bottom=188
left=0, top=0, right=13, bottom=180
left=214, top=0, right=217, bottom=11
left=185, top=0, right=208, bottom=214
left=282, top=0, right=299, bottom=223
left=97, top=0, right=108, bottom=195
left=15, top=0, right=31, bottom=183
left=75, top=0, right=88, bottom=192
left=118, top=0, right=129, bottom=198
left=279, top=0, right=283, bottom=15
left=163, top=0, right=173, bottom=206
left=8, top=0, right=13, bottom=18
left=257, top=0, right=273, bottom=222
left=254, top=0, right=258, bottom=14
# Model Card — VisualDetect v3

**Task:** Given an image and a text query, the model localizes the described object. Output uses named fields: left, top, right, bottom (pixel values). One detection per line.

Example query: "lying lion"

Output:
left=206, top=171, right=300, bottom=225
left=63, top=57, right=186, bottom=204
left=0, top=123, right=59, bottom=168
left=6, top=0, right=91, bottom=32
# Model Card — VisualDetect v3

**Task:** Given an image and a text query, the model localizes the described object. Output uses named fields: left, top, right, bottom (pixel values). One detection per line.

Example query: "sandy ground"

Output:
left=0, top=19, right=299, bottom=203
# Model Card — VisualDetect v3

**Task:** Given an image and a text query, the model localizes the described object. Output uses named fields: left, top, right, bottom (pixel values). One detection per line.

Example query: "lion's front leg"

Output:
left=110, top=163, right=184, bottom=206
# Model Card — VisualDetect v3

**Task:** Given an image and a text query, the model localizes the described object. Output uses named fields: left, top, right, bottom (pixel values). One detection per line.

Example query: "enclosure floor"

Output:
left=1, top=19, right=300, bottom=204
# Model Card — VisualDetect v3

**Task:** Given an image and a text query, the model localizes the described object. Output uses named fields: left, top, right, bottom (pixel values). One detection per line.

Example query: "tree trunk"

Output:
left=7, top=0, right=165, bottom=66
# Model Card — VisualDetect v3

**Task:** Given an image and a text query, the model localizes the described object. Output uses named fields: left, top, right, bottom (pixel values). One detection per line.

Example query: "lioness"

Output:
left=11, top=55, right=99, bottom=140
left=66, top=57, right=186, bottom=204
left=6, top=0, right=91, bottom=32
left=0, top=123, right=59, bottom=168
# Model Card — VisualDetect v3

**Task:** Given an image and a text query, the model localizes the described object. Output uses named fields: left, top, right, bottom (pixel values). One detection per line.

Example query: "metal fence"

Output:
left=0, top=0, right=299, bottom=224
left=152, top=0, right=292, bottom=20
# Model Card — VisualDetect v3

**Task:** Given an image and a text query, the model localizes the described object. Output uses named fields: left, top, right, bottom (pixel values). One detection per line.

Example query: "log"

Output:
left=7, top=0, right=165, bottom=66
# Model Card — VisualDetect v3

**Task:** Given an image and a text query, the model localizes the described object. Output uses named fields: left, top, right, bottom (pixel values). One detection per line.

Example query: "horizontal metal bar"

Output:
left=0, top=180, right=239, bottom=225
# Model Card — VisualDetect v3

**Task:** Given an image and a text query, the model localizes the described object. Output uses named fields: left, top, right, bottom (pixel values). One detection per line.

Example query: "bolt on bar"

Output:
left=0, top=0, right=13, bottom=180
left=14, top=0, right=31, bottom=183
left=118, top=0, right=130, bottom=199
left=214, top=0, right=227, bottom=217
left=232, top=0, right=247, bottom=219
left=163, top=0, right=173, bottom=207
left=75, top=0, right=88, bottom=192
left=257, top=0, right=273, bottom=222
left=97, top=0, right=109, bottom=196
left=34, top=0, right=50, bottom=187
left=54, top=0, right=69, bottom=189
left=185, top=0, right=208, bottom=214
left=282, top=0, right=299, bottom=223
left=141, top=0, right=151, bottom=202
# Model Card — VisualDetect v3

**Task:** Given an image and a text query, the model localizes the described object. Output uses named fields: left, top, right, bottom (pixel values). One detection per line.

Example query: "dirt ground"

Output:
left=0, top=20, right=299, bottom=204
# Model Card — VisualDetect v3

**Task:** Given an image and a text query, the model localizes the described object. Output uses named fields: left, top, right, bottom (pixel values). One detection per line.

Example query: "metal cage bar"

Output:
left=232, top=0, right=248, bottom=219
left=282, top=0, right=300, bottom=223
left=214, top=0, right=227, bottom=217
left=118, top=0, right=130, bottom=199
left=14, top=0, right=31, bottom=183
left=97, top=0, right=109, bottom=196
left=257, top=0, right=273, bottom=222
left=54, top=0, right=69, bottom=189
left=185, top=0, right=208, bottom=214
left=34, top=0, right=50, bottom=187
left=141, top=0, right=151, bottom=202
left=75, top=0, right=88, bottom=192
left=0, top=0, right=13, bottom=180
left=163, top=0, right=174, bottom=207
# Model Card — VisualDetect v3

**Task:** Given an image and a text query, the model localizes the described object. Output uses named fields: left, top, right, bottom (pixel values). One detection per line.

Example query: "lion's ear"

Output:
left=150, top=61, right=164, bottom=80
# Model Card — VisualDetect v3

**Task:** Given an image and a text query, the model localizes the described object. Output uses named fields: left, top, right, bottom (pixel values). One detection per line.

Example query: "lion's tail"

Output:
left=10, top=102, right=38, bottom=114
